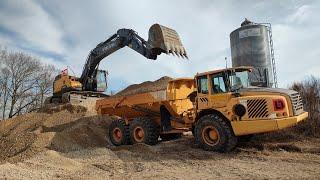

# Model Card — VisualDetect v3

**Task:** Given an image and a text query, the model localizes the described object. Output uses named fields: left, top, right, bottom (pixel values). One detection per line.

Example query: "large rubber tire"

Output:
left=51, top=97, right=61, bottom=104
left=238, top=134, right=253, bottom=143
left=195, top=114, right=237, bottom=152
left=191, top=125, right=195, bottom=136
left=109, top=119, right=130, bottom=146
left=160, top=133, right=182, bottom=141
left=129, top=117, right=160, bottom=145
left=61, top=93, right=70, bottom=103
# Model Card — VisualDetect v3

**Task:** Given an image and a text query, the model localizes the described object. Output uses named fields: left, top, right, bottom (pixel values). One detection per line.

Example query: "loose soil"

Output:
left=115, top=76, right=173, bottom=96
left=0, top=77, right=319, bottom=179
left=0, top=104, right=319, bottom=179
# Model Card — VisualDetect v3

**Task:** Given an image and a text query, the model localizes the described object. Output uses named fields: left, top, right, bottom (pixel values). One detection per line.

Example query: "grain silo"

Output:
left=230, top=19, right=277, bottom=87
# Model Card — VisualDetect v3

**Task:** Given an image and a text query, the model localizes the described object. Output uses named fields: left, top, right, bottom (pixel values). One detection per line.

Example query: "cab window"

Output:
left=211, top=73, right=227, bottom=94
left=197, top=76, right=208, bottom=94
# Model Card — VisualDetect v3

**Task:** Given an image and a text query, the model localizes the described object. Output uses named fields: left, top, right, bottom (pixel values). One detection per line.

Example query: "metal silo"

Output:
left=230, top=19, right=277, bottom=87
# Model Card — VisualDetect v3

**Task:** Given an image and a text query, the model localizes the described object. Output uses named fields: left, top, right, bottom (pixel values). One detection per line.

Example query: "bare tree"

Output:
left=35, top=64, right=56, bottom=108
left=0, top=48, right=57, bottom=119
left=6, top=52, right=41, bottom=118
left=0, top=70, right=10, bottom=119
left=0, top=48, right=10, bottom=119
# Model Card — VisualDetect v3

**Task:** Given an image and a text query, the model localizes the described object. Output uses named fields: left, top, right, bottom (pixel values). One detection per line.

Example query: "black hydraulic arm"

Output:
left=79, top=29, right=159, bottom=91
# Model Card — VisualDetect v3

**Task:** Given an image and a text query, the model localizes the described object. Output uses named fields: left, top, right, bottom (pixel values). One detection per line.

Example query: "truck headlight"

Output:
left=233, top=104, right=246, bottom=117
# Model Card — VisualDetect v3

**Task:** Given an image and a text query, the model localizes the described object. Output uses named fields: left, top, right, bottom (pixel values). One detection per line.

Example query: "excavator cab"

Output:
left=95, top=70, right=108, bottom=92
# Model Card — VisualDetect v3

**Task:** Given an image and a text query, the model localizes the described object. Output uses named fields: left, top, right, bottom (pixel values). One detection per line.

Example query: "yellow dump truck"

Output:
left=96, top=66, right=308, bottom=152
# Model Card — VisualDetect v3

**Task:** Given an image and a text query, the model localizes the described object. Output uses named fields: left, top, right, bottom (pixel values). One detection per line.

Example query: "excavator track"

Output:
left=45, top=91, right=108, bottom=105
left=61, top=91, right=109, bottom=104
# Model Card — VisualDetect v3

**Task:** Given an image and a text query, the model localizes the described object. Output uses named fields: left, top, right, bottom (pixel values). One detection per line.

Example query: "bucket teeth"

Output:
left=174, top=51, right=180, bottom=57
left=165, top=44, right=187, bottom=58
left=168, top=49, right=175, bottom=56
left=182, top=48, right=188, bottom=59
left=164, top=42, right=170, bottom=54
left=184, top=54, right=188, bottom=59
left=170, top=46, right=188, bottom=59
left=168, top=44, right=185, bottom=58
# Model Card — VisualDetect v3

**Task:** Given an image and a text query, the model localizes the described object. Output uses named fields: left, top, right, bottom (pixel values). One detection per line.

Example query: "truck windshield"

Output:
left=229, top=70, right=250, bottom=91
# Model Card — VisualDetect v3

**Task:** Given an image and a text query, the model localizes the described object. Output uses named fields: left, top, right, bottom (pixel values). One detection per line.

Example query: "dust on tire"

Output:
left=195, top=114, right=237, bottom=152
left=129, top=117, right=160, bottom=145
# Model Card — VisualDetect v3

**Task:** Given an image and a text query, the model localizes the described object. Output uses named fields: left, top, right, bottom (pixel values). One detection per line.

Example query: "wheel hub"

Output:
left=113, top=128, right=122, bottom=142
left=134, top=127, right=145, bottom=142
left=202, top=126, right=220, bottom=146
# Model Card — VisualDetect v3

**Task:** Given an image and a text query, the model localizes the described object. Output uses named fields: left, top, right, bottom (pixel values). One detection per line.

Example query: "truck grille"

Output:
left=247, top=99, right=269, bottom=118
left=289, top=92, right=304, bottom=115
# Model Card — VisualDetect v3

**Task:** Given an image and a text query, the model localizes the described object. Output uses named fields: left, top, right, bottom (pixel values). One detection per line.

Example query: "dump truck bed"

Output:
left=96, top=90, right=166, bottom=119
left=96, top=78, right=195, bottom=121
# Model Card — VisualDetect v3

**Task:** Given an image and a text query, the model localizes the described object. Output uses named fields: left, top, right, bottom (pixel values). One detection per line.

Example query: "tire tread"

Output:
left=195, top=114, right=237, bottom=152
left=130, top=117, right=160, bottom=145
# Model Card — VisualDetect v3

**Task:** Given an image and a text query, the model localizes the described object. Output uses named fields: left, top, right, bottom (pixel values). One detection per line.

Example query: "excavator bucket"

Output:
left=148, top=24, right=188, bottom=59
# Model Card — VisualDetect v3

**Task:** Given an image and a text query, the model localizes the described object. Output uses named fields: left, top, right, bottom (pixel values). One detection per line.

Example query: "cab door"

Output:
left=96, top=70, right=108, bottom=92
left=196, top=75, right=209, bottom=110
left=209, top=73, right=229, bottom=108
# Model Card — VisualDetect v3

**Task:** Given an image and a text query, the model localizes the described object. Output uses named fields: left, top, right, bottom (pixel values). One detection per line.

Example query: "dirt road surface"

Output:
left=0, top=104, right=319, bottom=179
left=0, top=136, right=319, bottom=179
left=0, top=85, right=319, bottom=180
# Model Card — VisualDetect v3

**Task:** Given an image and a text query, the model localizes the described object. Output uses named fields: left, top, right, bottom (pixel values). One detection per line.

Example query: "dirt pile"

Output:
left=38, top=103, right=87, bottom=114
left=0, top=104, right=113, bottom=163
left=0, top=103, right=319, bottom=179
left=116, top=76, right=173, bottom=96
left=0, top=135, right=319, bottom=179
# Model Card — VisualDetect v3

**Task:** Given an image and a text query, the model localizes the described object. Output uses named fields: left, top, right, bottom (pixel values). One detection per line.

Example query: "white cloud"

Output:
left=272, top=2, right=320, bottom=87
left=286, top=5, right=312, bottom=24
left=0, top=0, right=319, bottom=92
left=0, top=0, right=65, bottom=54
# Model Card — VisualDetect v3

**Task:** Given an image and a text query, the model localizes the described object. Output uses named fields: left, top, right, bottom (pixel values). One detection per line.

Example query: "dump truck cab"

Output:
left=193, top=66, right=308, bottom=151
left=195, top=66, right=253, bottom=111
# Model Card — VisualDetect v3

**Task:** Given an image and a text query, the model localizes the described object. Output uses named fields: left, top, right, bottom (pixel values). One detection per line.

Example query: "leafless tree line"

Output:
left=291, top=76, right=320, bottom=137
left=0, top=48, right=57, bottom=119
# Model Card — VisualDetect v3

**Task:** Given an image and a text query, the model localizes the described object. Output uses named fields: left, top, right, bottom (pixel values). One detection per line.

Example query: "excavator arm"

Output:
left=80, top=24, right=188, bottom=91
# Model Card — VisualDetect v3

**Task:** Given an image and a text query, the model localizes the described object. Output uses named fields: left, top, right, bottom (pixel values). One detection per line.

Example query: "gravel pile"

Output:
left=0, top=104, right=113, bottom=164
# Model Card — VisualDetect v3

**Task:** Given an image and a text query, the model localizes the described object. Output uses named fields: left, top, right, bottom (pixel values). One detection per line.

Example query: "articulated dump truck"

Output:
left=96, top=66, right=308, bottom=152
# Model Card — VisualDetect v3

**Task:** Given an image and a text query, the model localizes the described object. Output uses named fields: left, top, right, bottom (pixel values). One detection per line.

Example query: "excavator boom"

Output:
left=47, top=23, right=187, bottom=104
left=80, top=24, right=187, bottom=91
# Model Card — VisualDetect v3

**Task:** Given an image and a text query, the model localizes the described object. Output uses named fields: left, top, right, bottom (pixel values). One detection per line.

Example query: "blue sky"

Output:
left=0, top=0, right=319, bottom=92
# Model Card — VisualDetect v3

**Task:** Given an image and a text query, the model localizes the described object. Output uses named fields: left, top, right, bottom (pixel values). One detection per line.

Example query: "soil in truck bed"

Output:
left=115, top=76, right=173, bottom=96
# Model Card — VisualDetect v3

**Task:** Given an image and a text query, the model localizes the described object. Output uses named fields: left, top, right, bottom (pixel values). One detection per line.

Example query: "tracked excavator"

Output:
left=46, top=24, right=188, bottom=104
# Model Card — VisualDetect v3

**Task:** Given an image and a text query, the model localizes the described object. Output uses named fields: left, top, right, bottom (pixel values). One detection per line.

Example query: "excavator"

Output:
left=46, top=24, right=188, bottom=104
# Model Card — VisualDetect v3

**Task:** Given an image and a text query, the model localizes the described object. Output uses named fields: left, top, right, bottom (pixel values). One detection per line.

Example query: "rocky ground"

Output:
left=0, top=104, right=319, bottom=179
